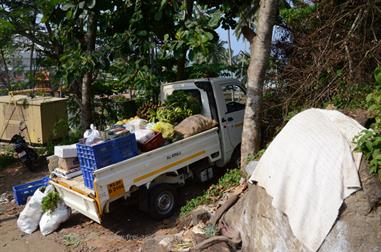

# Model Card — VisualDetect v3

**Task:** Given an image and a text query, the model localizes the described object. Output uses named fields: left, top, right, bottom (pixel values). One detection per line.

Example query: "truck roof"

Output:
left=161, top=78, right=240, bottom=87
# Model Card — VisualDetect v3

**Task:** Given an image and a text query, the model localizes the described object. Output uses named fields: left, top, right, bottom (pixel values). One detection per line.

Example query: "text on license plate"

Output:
left=107, top=180, right=125, bottom=198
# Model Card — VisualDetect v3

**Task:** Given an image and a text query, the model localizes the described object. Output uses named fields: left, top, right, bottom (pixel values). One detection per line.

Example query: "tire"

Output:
left=148, top=184, right=177, bottom=220
left=228, top=146, right=241, bottom=169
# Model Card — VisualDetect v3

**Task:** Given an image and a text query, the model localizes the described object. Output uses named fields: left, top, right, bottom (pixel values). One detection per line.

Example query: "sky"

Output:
left=216, top=27, right=249, bottom=55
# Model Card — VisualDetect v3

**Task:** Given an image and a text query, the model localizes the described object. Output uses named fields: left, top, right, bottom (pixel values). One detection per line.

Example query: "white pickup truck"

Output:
left=51, top=78, right=246, bottom=223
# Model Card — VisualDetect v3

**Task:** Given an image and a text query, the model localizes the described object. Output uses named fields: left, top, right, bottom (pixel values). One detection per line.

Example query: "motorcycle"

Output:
left=10, top=126, right=39, bottom=171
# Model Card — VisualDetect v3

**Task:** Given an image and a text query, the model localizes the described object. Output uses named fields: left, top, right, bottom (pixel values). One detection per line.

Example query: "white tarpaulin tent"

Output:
left=249, top=109, right=365, bottom=252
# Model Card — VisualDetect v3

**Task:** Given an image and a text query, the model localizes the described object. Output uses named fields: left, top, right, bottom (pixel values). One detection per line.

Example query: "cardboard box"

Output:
left=46, top=155, right=59, bottom=172
left=54, top=144, right=77, bottom=158
left=58, top=157, right=80, bottom=171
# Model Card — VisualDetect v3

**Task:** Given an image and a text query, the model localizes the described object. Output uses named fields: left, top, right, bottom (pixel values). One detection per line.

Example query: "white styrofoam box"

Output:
left=54, top=144, right=77, bottom=158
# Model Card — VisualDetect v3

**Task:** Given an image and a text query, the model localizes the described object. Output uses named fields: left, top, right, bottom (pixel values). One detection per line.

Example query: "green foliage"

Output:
left=165, top=91, right=202, bottom=115
left=354, top=130, right=381, bottom=178
left=161, top=4, right=222, bottom=62
left=180, top=168, right=241, bottom=216
left=156, top=106, right=193, bottom=125
left=328, top=81, right=371, bottom=109
left=94, top=96, right=137, bottom=128
left=203, top=224, right=219, bottom=237
left=43, top=129, right=82, bottom=156
left=280, top=4, right=317, bottom=25
left=136, top=102, right=159, bottom=120
left=53, top=119, right=69, bottom=138
left=0, top=146, right=16, bottom=168
left=246, top=148, right=266, bottom=163
left=354, top=66, right=381, bottom=181
left=63, top=233, right=81, bottom=247
left=41, top=191, right=60, bottom=213
left=150, top=91, right=202, bottom=124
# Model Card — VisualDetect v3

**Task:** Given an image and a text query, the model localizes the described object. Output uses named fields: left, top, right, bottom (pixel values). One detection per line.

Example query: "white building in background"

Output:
left=0, top=36, right=39, bottom=88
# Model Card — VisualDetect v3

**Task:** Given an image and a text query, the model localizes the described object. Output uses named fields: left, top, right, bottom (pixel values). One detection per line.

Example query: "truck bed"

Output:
left=51, top=127, right=221, bottom=223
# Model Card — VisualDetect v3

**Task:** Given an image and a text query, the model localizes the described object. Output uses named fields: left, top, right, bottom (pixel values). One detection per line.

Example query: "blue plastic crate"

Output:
left=77, top=133, right=138, bottom=189
left=12, top=176, right=50, bottom=205
left=81, top=169, right=94, bottom=189
left=111, top=134, right=139, bottom=163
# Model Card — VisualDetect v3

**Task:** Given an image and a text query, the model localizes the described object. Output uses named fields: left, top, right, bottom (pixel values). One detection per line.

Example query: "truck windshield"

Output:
left=171, top=89, right=201, bottom=105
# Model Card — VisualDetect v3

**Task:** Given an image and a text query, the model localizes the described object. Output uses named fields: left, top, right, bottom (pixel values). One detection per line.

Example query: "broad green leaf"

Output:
left=204, top=32, right=214, bottom=41
left=208, top=13, right=221, bottom=28
left=160, top=0, right=167, bottom=8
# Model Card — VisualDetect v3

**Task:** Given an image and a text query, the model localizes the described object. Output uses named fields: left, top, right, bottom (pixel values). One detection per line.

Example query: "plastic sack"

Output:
left=123, top=118, right=148, bottom=133
left=134, top=129, right=155, bottom=144
left=17, top=185, right=54, bottom=234
left=174, top=114, right=217, bottom=138
left=146, top=122, right=156, bottom=130
left=84, top=124, right=101, bottom=145
left=152, top=122, right=175, bottom=140
left=39, top=201, right=71, bottom=236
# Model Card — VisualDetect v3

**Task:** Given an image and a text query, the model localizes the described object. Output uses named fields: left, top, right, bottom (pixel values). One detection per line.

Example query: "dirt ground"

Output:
left=0, top=160, right=214, bottom=252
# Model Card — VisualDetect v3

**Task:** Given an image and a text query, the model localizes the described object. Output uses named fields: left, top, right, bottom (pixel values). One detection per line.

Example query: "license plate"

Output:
left=107, top=180, right=125, bottom=198
left=18, top=151, right=26, bottom=158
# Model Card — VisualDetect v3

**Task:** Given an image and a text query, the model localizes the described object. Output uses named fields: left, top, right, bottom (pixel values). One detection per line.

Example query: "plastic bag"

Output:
left=84, top=124, right=100, bottom=145
left=146, top=122, right=156, bottom=130
left=134, top=129, right=155, bottom=144
left=39, top=201, right=71, bottom=236
left=17, top=185, right=54, bottom=234
left=123, top=118, right=148, bottom=133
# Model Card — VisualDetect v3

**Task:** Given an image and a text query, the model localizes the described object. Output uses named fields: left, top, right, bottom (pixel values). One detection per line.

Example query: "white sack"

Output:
left=124, top=118, right=148, bottom=133
left=134, top=129, right=155, bottom=144
left=39, top=201, right=71, bottom=236
left=17, top=185, right=54, bottom=234
left=249, top=109, right=365, bottom=252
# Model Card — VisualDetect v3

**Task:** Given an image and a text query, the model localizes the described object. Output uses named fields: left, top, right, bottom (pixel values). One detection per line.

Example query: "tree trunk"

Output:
left=176, top=50, right=187, bottom=81
left=0, top=49, right=11, bottom=87
left=240, top=0, right=278, bottom=170
left=80, top=11, right=97, bottom=130
left=29, top=11, right=36, bottom=87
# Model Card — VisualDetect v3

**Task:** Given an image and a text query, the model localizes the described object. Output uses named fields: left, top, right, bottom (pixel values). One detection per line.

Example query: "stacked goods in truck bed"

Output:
left=53, top=144, right=81, bottom=179
left=77, top=133, right=138, bottom=189
left=58, top=157, right=79, bottom=171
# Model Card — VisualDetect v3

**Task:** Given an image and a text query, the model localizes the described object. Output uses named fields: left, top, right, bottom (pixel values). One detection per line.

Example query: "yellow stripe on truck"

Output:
left=133, top=150, right=206, bottom=183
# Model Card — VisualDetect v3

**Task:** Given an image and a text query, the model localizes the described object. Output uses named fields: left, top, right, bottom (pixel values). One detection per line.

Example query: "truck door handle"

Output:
left=222, top=117, right=234, bottom=122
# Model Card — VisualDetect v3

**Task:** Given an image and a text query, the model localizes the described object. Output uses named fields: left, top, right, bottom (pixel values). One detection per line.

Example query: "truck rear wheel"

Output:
left=229, top=146, right=241, bottom=169
left=149, top=184, right=177, bottom=220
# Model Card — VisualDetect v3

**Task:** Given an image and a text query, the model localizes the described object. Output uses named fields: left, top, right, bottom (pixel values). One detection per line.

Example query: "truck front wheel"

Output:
left=149, top=184, right=177, bottom=220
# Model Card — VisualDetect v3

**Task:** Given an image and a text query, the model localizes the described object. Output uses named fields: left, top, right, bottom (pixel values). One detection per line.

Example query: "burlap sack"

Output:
left=174, top=114, right=217, bottom=138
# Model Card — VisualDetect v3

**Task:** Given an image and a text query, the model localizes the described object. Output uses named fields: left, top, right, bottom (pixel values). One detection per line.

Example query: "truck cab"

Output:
left=161, top=78, right=246, bottom=166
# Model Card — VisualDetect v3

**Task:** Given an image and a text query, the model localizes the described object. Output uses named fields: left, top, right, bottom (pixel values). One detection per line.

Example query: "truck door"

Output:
left=219, top=83, right=246, bottom=151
